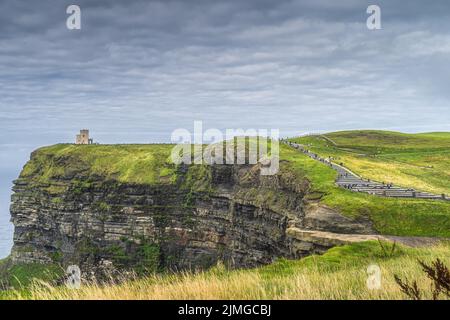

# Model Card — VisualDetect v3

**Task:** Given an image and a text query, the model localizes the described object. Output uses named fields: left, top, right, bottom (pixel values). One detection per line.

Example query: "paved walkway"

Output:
left=285, top=141, right=449, bottom=201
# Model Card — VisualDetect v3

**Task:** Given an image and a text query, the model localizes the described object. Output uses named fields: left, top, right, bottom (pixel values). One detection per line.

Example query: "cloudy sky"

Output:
left=1, top=0, right=450, bottom=256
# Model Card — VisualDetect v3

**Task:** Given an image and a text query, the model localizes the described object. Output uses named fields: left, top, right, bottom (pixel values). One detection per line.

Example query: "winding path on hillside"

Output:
left=284, top=141, right=449, bottom=201
left=287, top=227, right=440, bottom=248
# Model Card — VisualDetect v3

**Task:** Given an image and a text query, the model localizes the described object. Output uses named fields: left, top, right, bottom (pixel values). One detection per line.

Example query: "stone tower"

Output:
left=76, top=129, right=91, bottom=145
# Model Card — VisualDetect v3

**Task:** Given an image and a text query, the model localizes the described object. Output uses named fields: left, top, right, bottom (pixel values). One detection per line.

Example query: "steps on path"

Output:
left=284, top=141, right=449, bottom=201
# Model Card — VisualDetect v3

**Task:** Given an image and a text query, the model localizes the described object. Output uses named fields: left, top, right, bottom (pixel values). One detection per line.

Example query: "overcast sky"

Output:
left=2, top=0, right=450, bottom=142
left=1, top=1, right=450, bottom=256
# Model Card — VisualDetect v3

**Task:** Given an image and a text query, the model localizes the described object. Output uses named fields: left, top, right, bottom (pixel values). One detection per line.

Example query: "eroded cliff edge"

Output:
left=9, top=144, right=374, bottom=275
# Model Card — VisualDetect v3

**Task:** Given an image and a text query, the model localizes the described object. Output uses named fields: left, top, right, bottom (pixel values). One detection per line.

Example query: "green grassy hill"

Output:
left=280, top=143, right=450, bottom=237
left=4, top=241, right=450, bottom=300
left=285, top=130, right=450, bottom=237
left=288, top=130, right=450, bottom=195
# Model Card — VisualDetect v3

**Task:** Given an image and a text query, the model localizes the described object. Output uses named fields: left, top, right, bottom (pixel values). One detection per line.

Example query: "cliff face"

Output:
left=10, top=145, right=374, bottom=275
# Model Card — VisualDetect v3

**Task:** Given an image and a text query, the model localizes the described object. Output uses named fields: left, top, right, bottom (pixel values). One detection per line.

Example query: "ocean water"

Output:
left=0, top=142, right=35, bottom=260
left=0, top=175, right=14, bottom=259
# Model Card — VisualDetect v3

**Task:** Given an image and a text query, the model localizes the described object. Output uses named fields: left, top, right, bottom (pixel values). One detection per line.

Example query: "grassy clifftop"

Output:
left=15, top=133, right=450, bottom=237
left=289, top=130, right=450, bottom=195
left=20, top=144, right=178, bottom=186
left=281, top=143, right=450, bottom=237
left=286, top=130, right=450, bottom=237
left=324, top=130, right=450, bottom=150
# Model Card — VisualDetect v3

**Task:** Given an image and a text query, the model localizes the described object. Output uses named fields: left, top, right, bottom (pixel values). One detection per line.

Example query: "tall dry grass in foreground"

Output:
left=11, top=243, right=450, bottom=300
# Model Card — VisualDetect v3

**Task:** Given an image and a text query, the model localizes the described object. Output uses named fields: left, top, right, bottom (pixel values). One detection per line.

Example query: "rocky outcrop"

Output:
left=10, top=151, right=375, bottom=275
